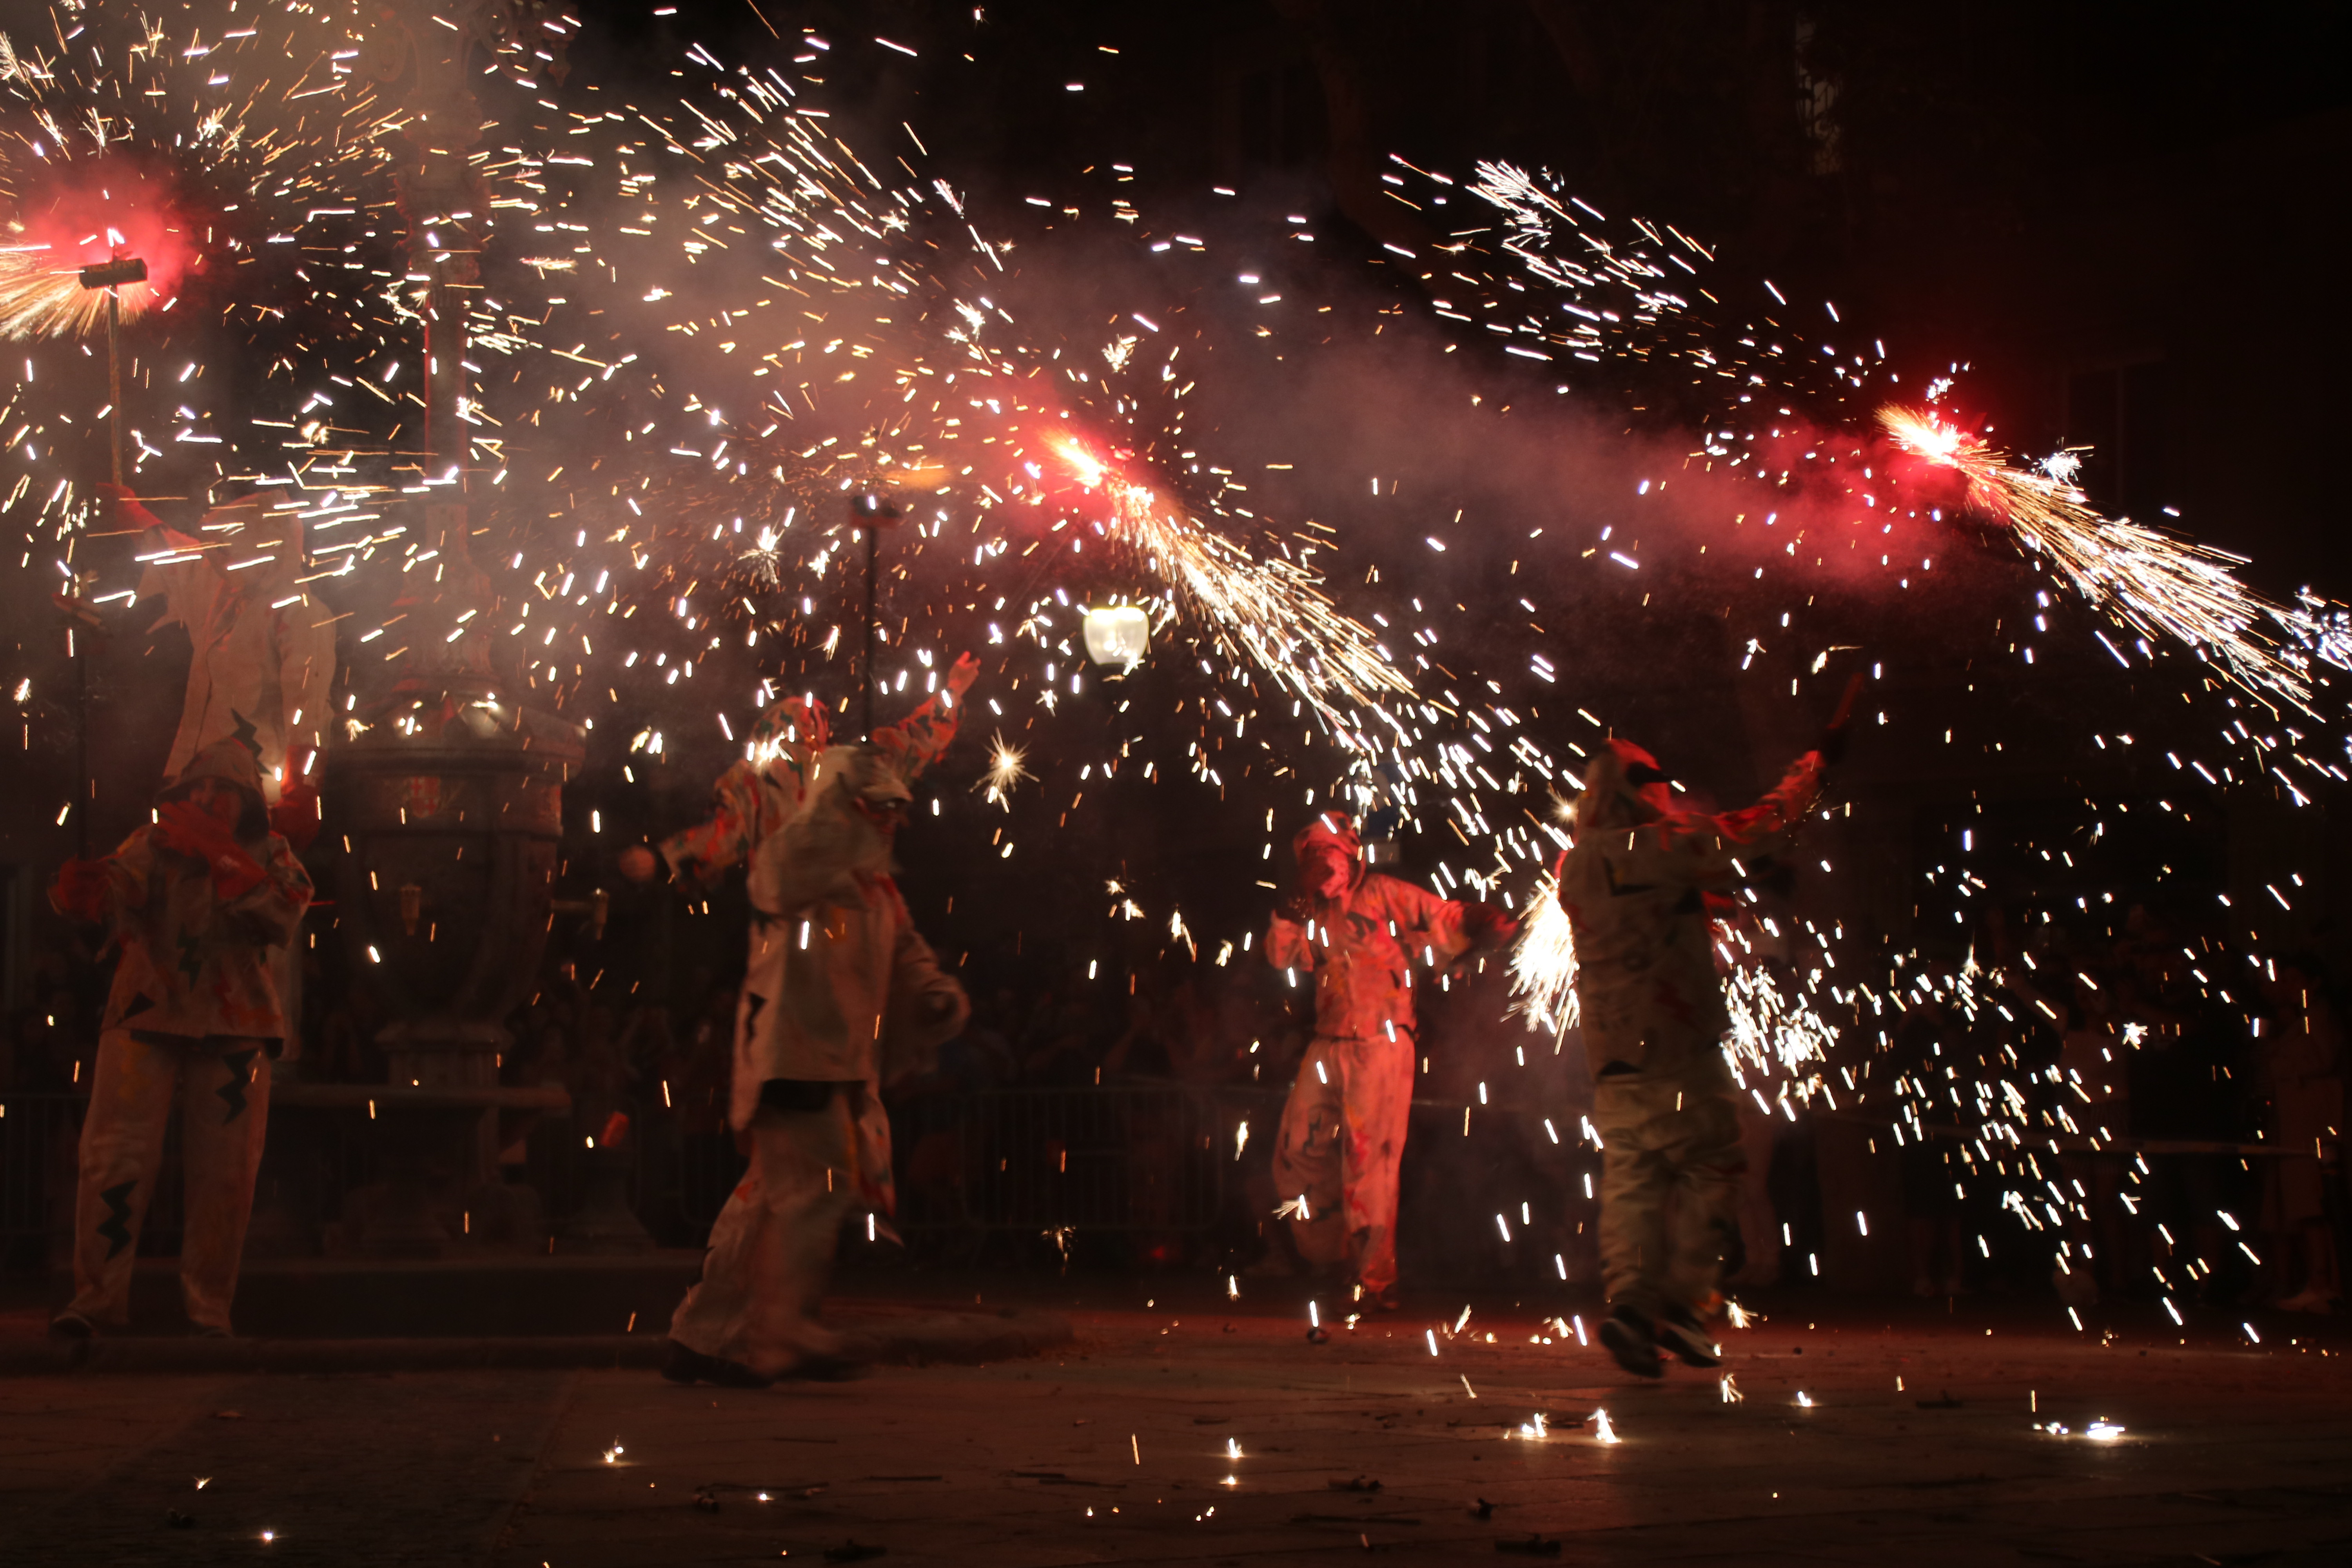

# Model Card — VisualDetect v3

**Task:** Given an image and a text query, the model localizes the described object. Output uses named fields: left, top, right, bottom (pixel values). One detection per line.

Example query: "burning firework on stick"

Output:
left=1878, top=405, right=2312, bottom=711
left=1432, top=156, right=2345, bottom=735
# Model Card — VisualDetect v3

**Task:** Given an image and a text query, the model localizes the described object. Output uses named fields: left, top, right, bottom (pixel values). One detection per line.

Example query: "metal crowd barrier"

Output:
left=4, top=1082, right=1564, bottom=1265
left=0, top=1084, right=1269, bottom=1265
left=0, top=1093, right=147, bottom=1270
left=891, top=1084, right=1256, bottom=1237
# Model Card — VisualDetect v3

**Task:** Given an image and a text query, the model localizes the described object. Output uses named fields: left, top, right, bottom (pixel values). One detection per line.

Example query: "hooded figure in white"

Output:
left=115, top=484, right=334, bottom=1057
left=1556, top=737, right=1823, bottom=1378
left=128, top=487, right=334, bottom=804
left=665, top=742, right=969, bottom=1384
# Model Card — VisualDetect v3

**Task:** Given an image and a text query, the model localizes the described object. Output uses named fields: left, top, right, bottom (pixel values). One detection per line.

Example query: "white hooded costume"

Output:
left=1556, top=737, right=1822, bottom=1338
left=668, top=743, right=969, bottom=1377
left=134, top=490, right=334, bottom=1059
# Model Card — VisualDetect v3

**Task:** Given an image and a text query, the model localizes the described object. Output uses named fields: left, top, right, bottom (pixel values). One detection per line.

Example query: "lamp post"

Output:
left=850, top=490, right=904, bottom=740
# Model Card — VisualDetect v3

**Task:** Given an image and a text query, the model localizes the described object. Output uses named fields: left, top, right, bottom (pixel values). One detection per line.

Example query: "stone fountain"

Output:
left=282, top=0, right=616, bottom=1257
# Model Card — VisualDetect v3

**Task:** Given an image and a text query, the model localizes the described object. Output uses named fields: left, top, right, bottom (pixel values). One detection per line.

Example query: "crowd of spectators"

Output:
left=1864, top=905, right=2343, bottom=1312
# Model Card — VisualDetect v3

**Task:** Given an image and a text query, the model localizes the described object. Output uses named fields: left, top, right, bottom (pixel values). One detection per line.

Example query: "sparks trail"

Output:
left=511, top=48, right=1432, bottom=771
left=1391, top=157, right=2350, bottom=738
left=1508, top=867, right=1579, bottom=1034
left=0, top=0, right=590, bottom=609
left=1877, top=406, right=2311, bottom=711
left=1038, top=427, right=1417, bottom=753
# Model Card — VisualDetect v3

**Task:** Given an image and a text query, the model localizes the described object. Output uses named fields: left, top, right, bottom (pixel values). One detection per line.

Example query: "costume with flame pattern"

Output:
left=47, top=737, right=312, bottom=1337
left=665, top=722, right=971, bottom=1382
left=111, top=484, right=334, bottom=1060
left=1265, top=811, right=1513, bottom=1304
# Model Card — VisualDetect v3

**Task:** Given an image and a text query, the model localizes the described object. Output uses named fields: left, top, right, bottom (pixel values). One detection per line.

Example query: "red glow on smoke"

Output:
left=10, top=159, right=197, bottom=311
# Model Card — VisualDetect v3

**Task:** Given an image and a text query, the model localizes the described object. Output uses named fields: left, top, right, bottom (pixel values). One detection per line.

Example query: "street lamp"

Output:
left=851, top=490, right=905, bottom=740
left=1082, top=604, right=1151, bottom=671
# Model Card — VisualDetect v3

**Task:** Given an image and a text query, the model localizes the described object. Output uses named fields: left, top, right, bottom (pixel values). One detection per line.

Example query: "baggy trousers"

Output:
left=69, top=1027, right=271, bottom=1333
left=668, top=1087, right=856, bottom=1376
left=1270, top=1032, right=1413, bottom=1294
left=1593, top=1062, right=1744, bottom=1323
left=1730, top=1095, right=1784, bottom=1286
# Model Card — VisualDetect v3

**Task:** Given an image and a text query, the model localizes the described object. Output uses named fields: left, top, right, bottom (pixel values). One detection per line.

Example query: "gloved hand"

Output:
left=1459, top=900, right=1517, bottom=948
left=269, top=753, right=322, bottom=851
left=157, top=799, right=236, bottom=860
left=944, top=650, right=980, bottom=704
left=50, top=857, right=112, bottom=922
left=1274, top=888, right=1314, bottom=923
left=93, top=482, right=163, bottom=535
left=158, top=802, right=265, bottom=900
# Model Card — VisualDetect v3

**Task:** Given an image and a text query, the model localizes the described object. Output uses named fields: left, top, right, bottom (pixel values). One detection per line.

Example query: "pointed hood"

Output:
left=806, top=742, right=913, bottom=808
left=1575, top=739, right=1673, bottom=836
left=1292, top=810, right=1361, bottom=864
left=746, top=693, right=831, bottom=797
left=160, top=735, right=271, bottom=840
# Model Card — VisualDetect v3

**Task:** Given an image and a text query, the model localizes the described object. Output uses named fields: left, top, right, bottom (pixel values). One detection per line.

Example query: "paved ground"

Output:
left=3, top=1281, right=2349, bottom=1565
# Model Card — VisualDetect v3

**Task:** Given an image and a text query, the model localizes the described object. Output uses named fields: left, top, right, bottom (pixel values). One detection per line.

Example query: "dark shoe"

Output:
left=1599, top=1306, right=1662, bottom=1379
left=1366, top=1282, right=1401, bottom=1312
left=661, top=1338, right=774, bottom=1389
left=48, top=1309, right=95, bottom=1340
left=188, top=1323, right=234, bottom=1340
left=1653, top=1307, right=1720, bottom=1368
left=786, top=1351, right=869, bottom=1383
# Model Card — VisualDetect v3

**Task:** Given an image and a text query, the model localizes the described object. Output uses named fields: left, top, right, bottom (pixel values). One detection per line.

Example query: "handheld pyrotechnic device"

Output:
left=73, top=257, right=147, bottom=289
left=1817, top=671, right=1866, bottom=767
left=47, top=253, right=150, bottom=861
left=75, top=256, right=146, bottom=487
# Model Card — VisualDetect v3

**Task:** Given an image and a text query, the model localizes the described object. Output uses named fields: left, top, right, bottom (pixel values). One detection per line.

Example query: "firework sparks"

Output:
left=1431, top=154, right=2340, bottom=748
left=0, top=7, right=2330, bottom=1355
left=0, top=0, right=561, bottom=597
left=1040, top=428, right=1418, bottom=751
left=1722, top=955, right=1840, bottom=1103
left=977, top=731, right=1031, bottom=807
left=1880, top=405, right=2310, bottom=709
left=1507, top=868, right=1579, bottom=1034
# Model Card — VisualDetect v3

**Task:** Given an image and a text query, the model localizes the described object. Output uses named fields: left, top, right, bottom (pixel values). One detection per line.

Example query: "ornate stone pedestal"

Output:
left=327, top=681, right=584, bottom=1256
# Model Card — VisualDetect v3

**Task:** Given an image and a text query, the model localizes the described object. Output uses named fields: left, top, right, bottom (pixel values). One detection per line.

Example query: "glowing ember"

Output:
left=0, top=161, right=192, bottom=339
left=1880, top=405, right=2311, bottom=709
left=977, top=732, right=1031, bottom=807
